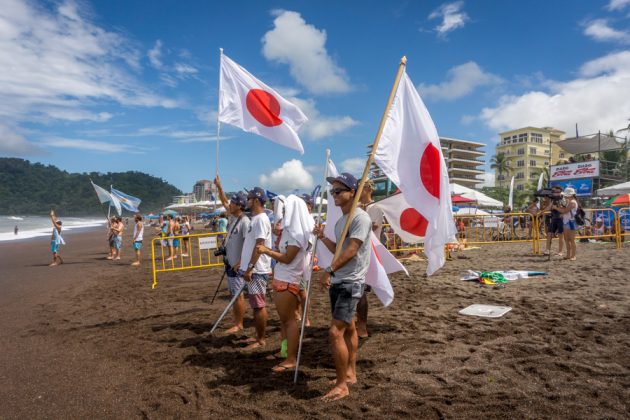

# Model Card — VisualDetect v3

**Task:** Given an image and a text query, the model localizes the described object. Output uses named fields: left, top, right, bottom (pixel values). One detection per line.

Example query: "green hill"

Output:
left=0, top=158, right=182, bottom=216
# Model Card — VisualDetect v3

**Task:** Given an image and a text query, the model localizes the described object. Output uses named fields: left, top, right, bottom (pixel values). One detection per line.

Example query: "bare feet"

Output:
left=328, top=375, right=357, bottom=386
left=49, top=262, right=58, bottom=267
left=224, top=325, right=243, bottom=334
left=356, top=327, right=368, bottom=339
left=57, top=256, right=64, bottom=264
left=114, top=257, right=121, bottom=260
left=321, top=384, right=349, bottom=402
left=266, top=351, right=283, bottom=360
left=131, top=261, right=140, bottom=266
left=243, top=340, right=265, bottom=351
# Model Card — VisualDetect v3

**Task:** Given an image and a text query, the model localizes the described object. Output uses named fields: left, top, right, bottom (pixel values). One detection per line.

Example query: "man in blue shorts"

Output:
left=315, top=173, right=372, bottom=402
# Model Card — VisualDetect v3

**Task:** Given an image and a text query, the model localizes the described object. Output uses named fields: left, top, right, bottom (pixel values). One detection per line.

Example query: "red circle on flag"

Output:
left=420, top=143, right=441, bottom=199
left=246, top=89, right=283, bottom=127
left=400, top=208, right=428, bottom=236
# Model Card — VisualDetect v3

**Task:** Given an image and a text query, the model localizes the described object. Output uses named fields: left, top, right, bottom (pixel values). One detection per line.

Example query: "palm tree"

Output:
left=490, top=153, right=510, bottom=188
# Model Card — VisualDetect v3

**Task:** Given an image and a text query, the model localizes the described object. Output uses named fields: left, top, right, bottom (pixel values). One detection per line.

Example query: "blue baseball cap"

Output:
left=230, top=191, right=247, bottom=208
left=326, top=172, right=358, bottom=190
left=247, top=187, right=268, bottom=203
left=300, top=193, right=314, bottom=207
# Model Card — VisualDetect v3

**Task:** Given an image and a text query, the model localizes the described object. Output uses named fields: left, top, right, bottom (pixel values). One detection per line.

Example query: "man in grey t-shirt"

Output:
left=215, top=176, right=250, bottom=334
left=315, top=172, right=372, bottom=402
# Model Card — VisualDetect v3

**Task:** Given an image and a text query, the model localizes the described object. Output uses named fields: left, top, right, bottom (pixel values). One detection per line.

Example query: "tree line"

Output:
left=0, top=158, right=182, bottom=216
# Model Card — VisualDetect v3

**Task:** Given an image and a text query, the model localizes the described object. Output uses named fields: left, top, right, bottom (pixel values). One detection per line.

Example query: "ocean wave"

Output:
left=0, top=219, right=106, bottom=242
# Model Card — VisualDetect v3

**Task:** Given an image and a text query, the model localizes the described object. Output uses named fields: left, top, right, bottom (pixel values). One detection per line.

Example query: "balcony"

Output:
left=448, top=156, right=485, bottom=165
left=449, top=167, right=485, bottom=174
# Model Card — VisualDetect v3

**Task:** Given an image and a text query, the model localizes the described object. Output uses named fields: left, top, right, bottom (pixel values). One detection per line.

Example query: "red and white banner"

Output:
left=374, top=70, right=456, bottom=275
left=550, top=160, right=599, bottom=180
left=219, top=52, right=307, bottom=154
left=370, top=193, right=423, bottom=244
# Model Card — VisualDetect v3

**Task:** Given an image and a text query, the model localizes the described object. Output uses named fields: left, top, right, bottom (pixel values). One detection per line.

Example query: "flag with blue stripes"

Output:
left=111, top=188, right=141, bottom=212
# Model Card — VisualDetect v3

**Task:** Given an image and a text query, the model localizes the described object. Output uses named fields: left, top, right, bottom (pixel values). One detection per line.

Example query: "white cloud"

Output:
left=174, top=63, right=198, bottom=76
left=0, top=124, right=42, bottom=156
left=419, top=61, right=502, bottom=101
left=428, top=1, right=469, bottom=38
left=39, top=137, right=145, bottom=153
left=0, top=0, right=177, bottom=130
left=288, top=95, right=358, bottom=140
left=262, top=10, right=351, bottom=94
left=480, top=172, right=495, bottom=188
left=340, top=157, right=365, bottom=176
left=479, top=50, right=630, bottom=135
left=148, top=40, right=163, bottom=69
left=584, top=19, right=630, bottom=44
left=607, top=0, right=630, bottom=11
left=259, top=159, right=314, bottom=192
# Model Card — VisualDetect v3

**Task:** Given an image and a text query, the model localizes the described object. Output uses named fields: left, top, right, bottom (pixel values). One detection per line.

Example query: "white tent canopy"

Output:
left=449, top=183, right=504, bottom=208
left=597, top=181, right=630, bottom=196
left=165, top=199, right=223, bottom=210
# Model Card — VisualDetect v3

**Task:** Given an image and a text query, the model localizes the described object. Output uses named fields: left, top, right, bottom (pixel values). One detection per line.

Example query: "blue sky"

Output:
left=2, top=0, right=630, bottom=195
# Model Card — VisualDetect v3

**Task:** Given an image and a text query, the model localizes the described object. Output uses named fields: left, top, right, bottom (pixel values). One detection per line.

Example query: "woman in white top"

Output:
left=256, top=195, right=314, bottom=372
left=553, top=187, right=579, bottom=261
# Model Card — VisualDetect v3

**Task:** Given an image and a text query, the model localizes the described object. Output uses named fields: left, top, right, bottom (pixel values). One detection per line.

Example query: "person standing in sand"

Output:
left=132, top=213, right=143, bottom=266
left=215, top=176, right=251, bottom=334
left=239, top=187, right=272, bottom=350
left=554, top=187, right=579, bottom=261
left=256, top=195, right=314, bottom=372
left=356, top=179, right=378, bottom=339
left=111, top=217, right=124, bottom=260
left=542, top=186, right=565, bottom=256
left=314, top=173, right=372, bottom=402
left=49, top=209, right=64, bottom=266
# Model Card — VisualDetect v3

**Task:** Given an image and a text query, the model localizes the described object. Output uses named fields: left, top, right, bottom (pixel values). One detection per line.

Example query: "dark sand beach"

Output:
left=1, top=228, right=628, bottom=419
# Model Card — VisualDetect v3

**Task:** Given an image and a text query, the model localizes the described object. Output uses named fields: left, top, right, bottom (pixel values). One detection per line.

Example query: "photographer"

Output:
left=541, top=186, right=565, bottom=256
left=214, top=176, right=250, bottom=334
left=553, top=187, right=579, bottom=261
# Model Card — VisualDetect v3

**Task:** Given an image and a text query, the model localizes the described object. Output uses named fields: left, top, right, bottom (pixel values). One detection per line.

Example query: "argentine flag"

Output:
left=111, top=188, right=141, bottom=212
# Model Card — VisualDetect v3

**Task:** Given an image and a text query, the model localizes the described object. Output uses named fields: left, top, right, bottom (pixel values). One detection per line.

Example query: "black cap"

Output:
left=326, top=172, right=358, bottom=190
left=300, top=193, right=314, bottom=206
left=230, top=191, right=247, bottom=208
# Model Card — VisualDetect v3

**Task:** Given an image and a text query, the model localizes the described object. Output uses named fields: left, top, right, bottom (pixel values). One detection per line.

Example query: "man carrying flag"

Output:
left=314, top=172, right=372, bottom=402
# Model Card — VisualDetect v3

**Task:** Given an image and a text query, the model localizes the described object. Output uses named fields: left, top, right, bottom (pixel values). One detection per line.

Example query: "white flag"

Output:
left=316, top=157, right=406, bottom=306
left=219, top=52, right=307, bottom=154
left=508, top=176, right=515, bottom=210
left=374, top=71, right=456, bottom=275
left=370, top=193, right=424, bottom=244
left=91, top=180, right=121, bottom=216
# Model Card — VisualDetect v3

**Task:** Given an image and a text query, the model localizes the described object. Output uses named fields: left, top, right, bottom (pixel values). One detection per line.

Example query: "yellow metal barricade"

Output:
left=151, top=231, right=226, bottom=289
left=617, top=207, right=630, bottom=248
left=456, top=212, right=538, bottom=253
left=381, top=223, right=424, bottom=255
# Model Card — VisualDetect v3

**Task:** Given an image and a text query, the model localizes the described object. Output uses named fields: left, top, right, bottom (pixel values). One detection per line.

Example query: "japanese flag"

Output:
left=219, top=52, right=307, bottom=154
left=370, top=193, right=424, bottom=244
left=374, top=70, right=456, bottom=275
left=316, top=157, right=407, bottom=307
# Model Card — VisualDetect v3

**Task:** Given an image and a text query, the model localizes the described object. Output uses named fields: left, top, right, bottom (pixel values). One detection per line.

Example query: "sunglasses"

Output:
left=331, top=187, right=351, bottom=195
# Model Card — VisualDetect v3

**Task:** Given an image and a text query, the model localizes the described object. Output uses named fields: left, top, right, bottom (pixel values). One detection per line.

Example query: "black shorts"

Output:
left=329, top=282, right=364, bottom=324
left=549, top=218, right=563, bottom=234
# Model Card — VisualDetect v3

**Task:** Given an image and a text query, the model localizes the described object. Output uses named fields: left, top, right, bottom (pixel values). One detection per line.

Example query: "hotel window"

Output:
left=506, top=160, right=511, bottom=166
left=530, top=160, right=536, bottom=166
left=518, top=148, right=525, bottom=155
left=530, top=172, right=538, bottom=178
left=529, top=147, right=537, bottom=154
left=518, top=133, right=528, bottom=143
left=544, top=161, right=549, bottom=166
left=532, top=133, right=543, bottom=143
left=517, top=160, right=525, bottom=167
left=560, top=152, right=565, bottom=158
left=503, top=137, right=510, bottom=144
left=516, top=172, right=525, bottom=179
left=517, top=184, right=524, bottom=191
left=544, top=149, right=550, bottom=154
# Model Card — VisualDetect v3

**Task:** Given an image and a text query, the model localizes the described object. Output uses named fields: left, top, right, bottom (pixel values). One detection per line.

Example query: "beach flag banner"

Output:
left=371, top=193, right=424, bottom=244
left=508, top=176, right=515, bottom=210
left=91, top=180, right=121, bottom=216
left=373, top=70, right=456, bottom=275
left=316, top=157, right=405, bottom=307
left=111, top=188, right=141, bottom=212
left=218, top=52, right=307, bottom=154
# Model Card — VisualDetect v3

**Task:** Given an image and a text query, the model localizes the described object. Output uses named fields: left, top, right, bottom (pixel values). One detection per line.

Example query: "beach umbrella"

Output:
left=161, top=209, right=178, bottom=216
left=611, top=194, right=630, bottom=207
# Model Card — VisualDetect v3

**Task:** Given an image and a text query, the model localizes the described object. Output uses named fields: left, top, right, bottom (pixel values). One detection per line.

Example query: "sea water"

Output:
left=0, top=215, right=106, bottom=242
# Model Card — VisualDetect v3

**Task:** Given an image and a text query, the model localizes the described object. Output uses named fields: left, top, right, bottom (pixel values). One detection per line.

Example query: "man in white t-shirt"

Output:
left=240, top=187, right=272, bottom=350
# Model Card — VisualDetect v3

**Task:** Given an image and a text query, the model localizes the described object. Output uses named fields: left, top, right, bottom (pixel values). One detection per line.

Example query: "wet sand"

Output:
left=0, top=228, right=628, bottom=419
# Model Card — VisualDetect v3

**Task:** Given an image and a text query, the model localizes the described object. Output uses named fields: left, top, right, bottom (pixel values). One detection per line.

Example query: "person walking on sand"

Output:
left=49, top=210, right=65, bottom=266
left=256, top=195, right=314, bottom=372
left=314, top=173, right=372, bottom=402
left=215, top=176, right=251, bottom=334
left=14, top=225, right=18, bottom=235
left=165, top=214, right=176, bottom=261
left=542, top=186, right=565, bottom=256
left=239, top=187, right=272, bottom=350
left=131, top=213, right=143, bottom=266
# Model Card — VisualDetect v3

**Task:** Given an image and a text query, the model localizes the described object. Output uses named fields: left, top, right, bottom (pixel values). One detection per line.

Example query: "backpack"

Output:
left=574, top=207, right=586, bottom=226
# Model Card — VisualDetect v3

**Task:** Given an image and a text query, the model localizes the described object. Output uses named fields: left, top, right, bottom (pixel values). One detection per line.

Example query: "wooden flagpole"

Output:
left=332, top=56, right=407, bottom=261
left=294, top=148, right=330, bottom=384
left=216, top=48, right=224, bottom=178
